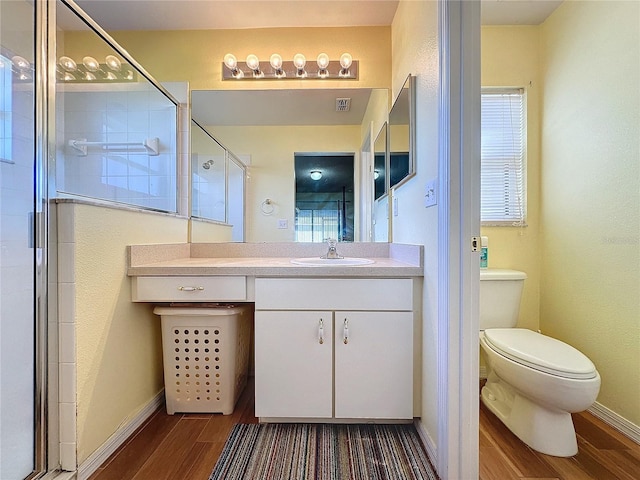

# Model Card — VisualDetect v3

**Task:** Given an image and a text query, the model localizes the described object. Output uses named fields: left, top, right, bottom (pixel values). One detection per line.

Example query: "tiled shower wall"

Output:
left=56, top=83, right=177, bottom=212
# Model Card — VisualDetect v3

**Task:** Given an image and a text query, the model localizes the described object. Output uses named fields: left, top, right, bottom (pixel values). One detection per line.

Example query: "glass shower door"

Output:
left=0, top=0, right=40, bottom=478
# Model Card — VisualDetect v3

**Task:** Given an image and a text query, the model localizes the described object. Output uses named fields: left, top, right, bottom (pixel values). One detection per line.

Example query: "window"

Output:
left=481, top=89, right=526, bottom=225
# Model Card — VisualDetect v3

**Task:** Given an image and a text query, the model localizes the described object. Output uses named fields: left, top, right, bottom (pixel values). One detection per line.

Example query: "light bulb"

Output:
left=310, top=170, right=322, bottom=181
left=223, top=53, right=237, bottom=70
left=84, top=71, right=96, bottom=81
left=82, top=56, right=100, bottom=72
left=63, top=72, right=76, bottom=81
left=316, top=53, right=330, bottom=70
left=105, top=72, right=117, bottom=80
left=269, top=53, right=283, bottom=70
left=105, top=55, right=121, bottom=71
left=340, top=52, right=352, bottom=69
left=293, top=53, right=306, bottom=69
left=12, top=55, right=30, bottom=70
left=246, top=54, right=260, bottom=71
left=58, top=56, right=77, bottom=72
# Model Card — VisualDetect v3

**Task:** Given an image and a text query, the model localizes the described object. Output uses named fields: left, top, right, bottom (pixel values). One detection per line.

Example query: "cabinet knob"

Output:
left=318, top=318, right=324, bottom=345
left=343, top=318, right=349, bottom=344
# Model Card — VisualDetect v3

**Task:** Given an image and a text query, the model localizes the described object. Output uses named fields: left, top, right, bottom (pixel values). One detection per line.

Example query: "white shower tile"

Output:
left=59, top=363, right=76, bottom=404
left=58, top=323, right=76, bottom=363
left=60, top=442, right=77, bottom=471
left=59, top=402, right=76, bottom=444
left=58, top=282, right=76, bottom=324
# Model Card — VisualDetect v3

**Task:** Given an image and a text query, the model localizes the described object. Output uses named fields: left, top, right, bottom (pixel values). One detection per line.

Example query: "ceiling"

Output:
left=74, top=0, right=563, bottom=31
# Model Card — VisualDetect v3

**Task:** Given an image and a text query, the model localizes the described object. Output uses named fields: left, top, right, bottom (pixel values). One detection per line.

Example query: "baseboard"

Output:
left=588, top=401, right=640, bottom=444
left=77, top=390, right=165, bottom=480
left=414, top=419, right=438, bottom=472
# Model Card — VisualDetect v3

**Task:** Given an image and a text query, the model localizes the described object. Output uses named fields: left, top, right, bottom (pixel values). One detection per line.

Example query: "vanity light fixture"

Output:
left=269, top=53, right=285, bottom=78
left=223, top=53, right=243, bottom=78
left=221, top=52, right=358, bottom=80
left=55, top=54, right=136, bottom=83
left=246, top=54, right=264, bottom=78
left=310, top=170, right=322, bottom=181
left=293, top=53, right=307, bottom=78
left=317, top=53, right=329, bottom=78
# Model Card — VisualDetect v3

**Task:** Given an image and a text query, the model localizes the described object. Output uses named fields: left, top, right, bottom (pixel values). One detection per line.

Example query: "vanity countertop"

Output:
left=127, top=242, right=423, bottom=278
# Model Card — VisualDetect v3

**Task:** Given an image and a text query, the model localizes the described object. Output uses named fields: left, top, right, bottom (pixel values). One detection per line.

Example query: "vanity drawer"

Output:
left=132, top=276, right=246, bottom=302
left=255, top=278, right=412, bottom=311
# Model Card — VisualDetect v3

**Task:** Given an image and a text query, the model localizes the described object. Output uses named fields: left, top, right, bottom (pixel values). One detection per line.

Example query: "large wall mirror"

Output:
left=191, top=88, right=388, bottom=243
left=388, top=74, right=416, bottom=189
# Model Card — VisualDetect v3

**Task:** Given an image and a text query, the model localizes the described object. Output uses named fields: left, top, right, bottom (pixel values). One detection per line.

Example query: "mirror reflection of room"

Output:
left=294, top=153, right=355, bottom=242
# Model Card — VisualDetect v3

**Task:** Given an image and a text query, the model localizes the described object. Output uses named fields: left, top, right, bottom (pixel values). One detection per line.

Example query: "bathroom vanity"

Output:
left=128, top=242, right=423, bottom=422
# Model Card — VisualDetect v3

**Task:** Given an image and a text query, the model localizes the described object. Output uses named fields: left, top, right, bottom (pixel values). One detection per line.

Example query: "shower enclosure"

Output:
left=0, top=0, right=45, bottom=479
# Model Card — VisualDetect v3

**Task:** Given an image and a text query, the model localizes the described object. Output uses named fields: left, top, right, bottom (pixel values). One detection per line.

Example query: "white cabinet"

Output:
left=334, top=311, right=413, bottom=419
left=254, top=278, right=414, bottom=421
left=254, top=311, right=333, bottom=418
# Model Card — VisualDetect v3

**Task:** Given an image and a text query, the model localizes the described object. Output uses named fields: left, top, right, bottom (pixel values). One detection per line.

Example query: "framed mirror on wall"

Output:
left=389, top=74, right=416, bottom=190
left=373, top=122, right=387, bottom=201
left=372, top=123, right=389, bottom=242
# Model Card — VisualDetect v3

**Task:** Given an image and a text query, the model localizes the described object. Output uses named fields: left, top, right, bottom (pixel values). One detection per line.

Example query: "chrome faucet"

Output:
left=322, top=238, right=343, bottom=259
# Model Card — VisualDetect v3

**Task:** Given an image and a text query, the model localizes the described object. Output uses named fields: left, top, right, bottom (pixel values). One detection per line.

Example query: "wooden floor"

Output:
left=89, top=380, right=640, bottom=480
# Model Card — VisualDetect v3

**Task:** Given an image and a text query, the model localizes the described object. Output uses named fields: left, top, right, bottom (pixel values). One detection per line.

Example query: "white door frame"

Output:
left=437, top=1, right=481, bottom=478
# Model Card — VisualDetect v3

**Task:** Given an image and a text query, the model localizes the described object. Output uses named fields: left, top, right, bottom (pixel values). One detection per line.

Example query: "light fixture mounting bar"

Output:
left=222, top=60, right=359, bottom=80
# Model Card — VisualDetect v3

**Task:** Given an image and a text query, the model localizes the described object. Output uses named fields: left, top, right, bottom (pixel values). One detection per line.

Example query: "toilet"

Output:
left=479, top=269, right=600, bottom=457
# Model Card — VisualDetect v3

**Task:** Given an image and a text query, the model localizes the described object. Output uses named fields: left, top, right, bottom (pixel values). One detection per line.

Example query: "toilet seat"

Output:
left=484, top=328, right=597, bottom=380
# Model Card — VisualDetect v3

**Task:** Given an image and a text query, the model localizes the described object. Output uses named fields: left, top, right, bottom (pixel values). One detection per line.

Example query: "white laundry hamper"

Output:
left=153, top=304, right=252, bottom=415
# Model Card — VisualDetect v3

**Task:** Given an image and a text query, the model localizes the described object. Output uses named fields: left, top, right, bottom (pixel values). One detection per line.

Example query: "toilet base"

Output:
left=481, top=373, right=578, bottom=457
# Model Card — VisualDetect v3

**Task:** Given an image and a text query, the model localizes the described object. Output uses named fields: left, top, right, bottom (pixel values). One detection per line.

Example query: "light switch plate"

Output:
left=425, top=180, right=437, bottom=207
left=277, top=219, right=288, bottom=229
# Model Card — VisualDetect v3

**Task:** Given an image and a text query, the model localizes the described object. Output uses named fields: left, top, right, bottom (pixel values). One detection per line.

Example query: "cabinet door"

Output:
left=334, top=311, right=413, bottom=419
left=255, top=310, right=333, bottom=418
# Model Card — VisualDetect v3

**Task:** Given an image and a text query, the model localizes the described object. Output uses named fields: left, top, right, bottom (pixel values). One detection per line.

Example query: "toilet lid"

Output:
left=484, top=328, right=598, bottom=380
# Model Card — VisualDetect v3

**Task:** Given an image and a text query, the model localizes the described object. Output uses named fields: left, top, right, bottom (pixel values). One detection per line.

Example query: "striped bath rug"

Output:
left=209, top=423, right=438, bottom=480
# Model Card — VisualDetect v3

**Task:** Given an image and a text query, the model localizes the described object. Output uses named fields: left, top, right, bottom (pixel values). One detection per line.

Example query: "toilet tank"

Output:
left=479, top=269, right=527, bottom=330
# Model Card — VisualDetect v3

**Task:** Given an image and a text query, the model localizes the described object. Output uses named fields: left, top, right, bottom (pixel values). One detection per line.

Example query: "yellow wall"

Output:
left=481, top=26, right=542, bottom=331
left=391, top=0, right=441, bottom=446
left=210, top=125, right=361, bottom=242
left=539, top=0, right=639, bottom=425
left=66, top=26, right=391, bottom=92
left=66, top=203, right=188, bottom=463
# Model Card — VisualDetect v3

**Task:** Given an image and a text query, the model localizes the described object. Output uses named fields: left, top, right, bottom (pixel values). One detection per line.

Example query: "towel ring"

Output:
left=260, top=199, right=275, bottom=215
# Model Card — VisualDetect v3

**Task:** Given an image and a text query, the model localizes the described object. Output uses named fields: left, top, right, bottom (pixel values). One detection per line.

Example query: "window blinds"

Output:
left=481, top=89, right=526, bottom=225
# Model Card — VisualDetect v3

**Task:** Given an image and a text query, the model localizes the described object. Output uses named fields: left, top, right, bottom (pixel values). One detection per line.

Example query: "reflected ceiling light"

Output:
left=59, top=56, right=77, bottom=72
left=82, top=56, right=100, bottom=72
left=374, top=170, right=380, bottom=180
left=221, top=52, right=358, bottom=80
left=56, top=55, right=136, bottom=82
left=246, top=54, right=263, bottom=78
left=105, top=55, right=122, bottom=71
left=310, top=170, right=322, bottom=180
left=269, top=53, right=285, bottom=78
left=12, top=55, right=30, bottom=70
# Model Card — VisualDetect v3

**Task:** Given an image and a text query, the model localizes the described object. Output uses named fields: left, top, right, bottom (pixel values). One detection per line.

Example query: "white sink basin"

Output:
left=290, top=257, right=375, bottom=266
